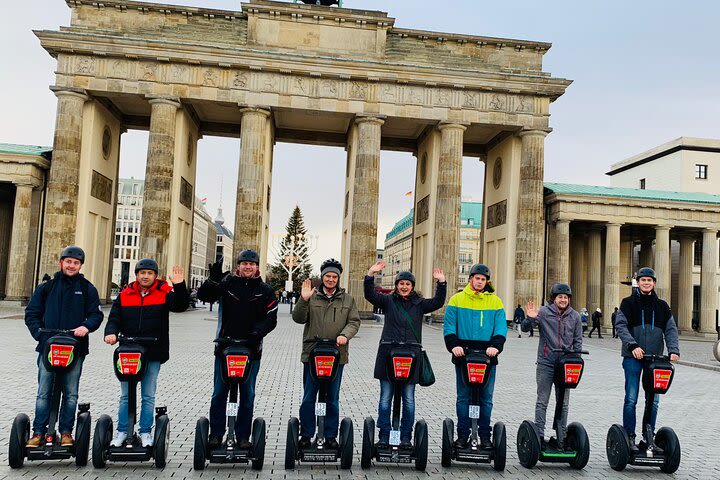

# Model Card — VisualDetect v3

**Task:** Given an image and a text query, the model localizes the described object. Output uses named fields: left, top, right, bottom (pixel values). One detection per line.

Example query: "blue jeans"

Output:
left=33, top=353, right=85, bottom=435
left=377, top=380, right=415, bottom=442
left=300, top=362, right=344, bottom=439
left=622, top=357, right=659, bottom=436
left=117, top=361, right=161, bottom=434
left=210, top=355, right=261, bottom=440
left=455, top=363, right=496, bottom=439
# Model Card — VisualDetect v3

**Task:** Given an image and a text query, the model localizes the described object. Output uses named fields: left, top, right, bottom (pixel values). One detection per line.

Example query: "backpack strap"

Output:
left=394, top=299, right=420, bottom=343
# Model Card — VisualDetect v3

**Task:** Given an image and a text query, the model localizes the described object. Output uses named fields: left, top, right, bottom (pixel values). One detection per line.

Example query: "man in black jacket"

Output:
left=24, top=246, right=104, bottom=447
left=103, top=259, right=188, bottom=447
left=615, top=267, right=680, bottom=452
left=198, top=249, right=278, bottom=449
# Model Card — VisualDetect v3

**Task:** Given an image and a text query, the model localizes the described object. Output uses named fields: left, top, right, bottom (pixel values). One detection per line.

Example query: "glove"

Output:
left=209, top=258, right=224, bottom=282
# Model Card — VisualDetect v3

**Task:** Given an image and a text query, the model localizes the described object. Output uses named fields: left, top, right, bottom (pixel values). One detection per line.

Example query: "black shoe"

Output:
left=238, top=439, right=252, bottom=449
left=599, top=336, right=604, bottom=339
left=208, top=435, right=222, bottom=449
left=325, top=438, right=339, bottom=450
left=375, top=440, right=389, bottom=450
left=480, top=437, right=493, bottom=449
left=628, top=434, right=640, bottom=454
left=298, top=436, right=311, bottom=449
left=547, top=436, right=561, bottom=450
left=453, top=437, right=469, bottom=449
left=399, top=440, right=413, bottom=451
left=518, top=335, right=522, bottom=338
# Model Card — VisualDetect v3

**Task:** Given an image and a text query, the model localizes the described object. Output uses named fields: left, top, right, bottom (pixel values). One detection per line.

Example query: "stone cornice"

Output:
left=0, top=153, right=51, bottom=171
left=389, top=28, right=551, bottom=53
left=245, top=0, right=394, bottom=27
left=65, top=0, right=246, bottom=21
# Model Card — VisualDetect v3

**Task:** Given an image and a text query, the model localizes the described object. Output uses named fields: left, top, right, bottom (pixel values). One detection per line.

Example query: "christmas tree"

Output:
left=269, top=205, right=313, bottom=292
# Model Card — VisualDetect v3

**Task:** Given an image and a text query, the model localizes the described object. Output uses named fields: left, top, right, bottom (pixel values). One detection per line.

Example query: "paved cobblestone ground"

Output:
left=1, top=303, right=719, bottom=479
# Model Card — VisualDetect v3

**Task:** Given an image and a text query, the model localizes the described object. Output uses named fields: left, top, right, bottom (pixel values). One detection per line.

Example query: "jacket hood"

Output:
left=462, top=283, right=496, bottom=298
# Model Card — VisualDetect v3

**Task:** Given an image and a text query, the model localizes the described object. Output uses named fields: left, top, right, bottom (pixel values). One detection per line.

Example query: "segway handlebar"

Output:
left=551, top=348, right=589, bottom=355
left=641, top=353, right=671, bottom=362
left=38, top=327, right=76, bottom=335
left=303, top=337, right=337, bottom=345
left=379, top=340, right=422, bottom=348
left=118, top=334, right=158, bottom=344
left=213, top=337, right=251, bottom=346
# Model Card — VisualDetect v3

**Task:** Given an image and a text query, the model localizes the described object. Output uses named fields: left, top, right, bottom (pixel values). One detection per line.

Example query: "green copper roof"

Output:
left=0, top=143, right=52, bottom=159
left=385, top=201, right=483, bottom=241
left=544, top=182, right=720, bottom=205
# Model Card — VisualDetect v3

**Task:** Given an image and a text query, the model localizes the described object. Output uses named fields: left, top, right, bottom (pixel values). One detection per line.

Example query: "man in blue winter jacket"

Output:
left=24, top=246, right=104, bottom=447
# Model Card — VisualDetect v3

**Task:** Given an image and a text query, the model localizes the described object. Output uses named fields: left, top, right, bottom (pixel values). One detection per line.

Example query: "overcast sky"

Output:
left=2, top=0, right=719, bottom=273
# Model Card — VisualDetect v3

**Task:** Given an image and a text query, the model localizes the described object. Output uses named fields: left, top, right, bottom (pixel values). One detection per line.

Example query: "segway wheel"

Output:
left=492, top=421, right=507, bottom=471
left=339, top=417, right=353, bottom=469
left=413, top=419, right=428, bottom=472
left=656, top=427, right=681, bottom=474
left=92, top=414, right=113, bottom=468
left=606, top=424, right=629, bottom=471
left=153, top=414, right=170, bottom=469
left=566, top=422, right=589, bottom=470
left=516, top=420, right=540, bottom=469
left=284, top=417, right=299, bottom=470
left=74, top=411, right=91, bottom=466
left=361, top=417, right=374, bottom=469
left=251, top=417, right=266, bottom=471
left=193, top=417, right=209, bottom=470
left=9, top=413, right=29, bottom=469
left=441, top=418, right=454, bottom=467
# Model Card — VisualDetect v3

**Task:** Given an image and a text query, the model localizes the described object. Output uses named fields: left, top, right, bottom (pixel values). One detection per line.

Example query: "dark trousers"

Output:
left=300, top=362, right=344, bottom=439
left=210, top=355, right=261, bottom=441
left=588, top=324, right=602, bottom=338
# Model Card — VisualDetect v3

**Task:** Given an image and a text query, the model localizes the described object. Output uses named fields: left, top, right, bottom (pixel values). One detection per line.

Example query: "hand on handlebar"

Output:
left=486, top=347, right=499, bottom=357
left=73, top=326, right=89, bottom=337
left=104, top=334, right=118, bottom=345
left=452, top=346, right=464, bottom=357
left=670, top=353, right=679, bottom=362
left=336, top=335, right=348, bottom=346
left=632, top=347, right=644, bottom=360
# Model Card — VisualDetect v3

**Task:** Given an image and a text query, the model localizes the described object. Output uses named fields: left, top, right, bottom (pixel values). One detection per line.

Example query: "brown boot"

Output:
left=26, top=434, right=42, bottom=447
left=61, top=433, right=74, bottom=447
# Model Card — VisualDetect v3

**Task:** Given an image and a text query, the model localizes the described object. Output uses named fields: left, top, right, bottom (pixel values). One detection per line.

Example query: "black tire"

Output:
left=154, top=414, right=170, bottom=469
left=492, top=421, right=506, bottom=471
left=74, top=411, right=91, bottom=466
left=251, top=417, right=266, bottom=470
left=441, top=418, right=454, bottom=468
left=284, top=417, right=299, bottom=470
left=516, top=420, right=540, bottom=469
left=92, top=414, right=113, bottom=468
left=414, top=419, right=428, bottom=472
left=606, top=424, right=629, bottom=472
left=361, top=416, right=374, bottom=469
left=567, top=422, right=589, bottom=470
left=339, top=417, right=353, bottom=469
left=193, top=417, right=209, bottom=470
left=9, top=413, right=29, bottom=469
left=656, top=427, right=681, bottom=474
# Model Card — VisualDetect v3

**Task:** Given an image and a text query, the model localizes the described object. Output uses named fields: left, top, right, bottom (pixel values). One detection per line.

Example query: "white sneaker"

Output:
left=110, top=431, right=127, bottom=447
left=140, top=432, right=154, bottom=447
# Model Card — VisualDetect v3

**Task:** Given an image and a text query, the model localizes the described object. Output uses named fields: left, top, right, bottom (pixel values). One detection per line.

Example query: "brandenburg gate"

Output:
left=35, top=0, right=570, bottom=309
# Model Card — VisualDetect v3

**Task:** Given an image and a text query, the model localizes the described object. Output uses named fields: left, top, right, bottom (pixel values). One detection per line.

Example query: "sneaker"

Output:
left=375, top=439, right=389, bottom=450
left=518, top=335, right=522, bottom=338
left=453, top=437, right=469, bottom=449
left=628, top=434, right=640, bottom=454
left=298, top=436, right=311, bottom=449
left=480, top=437, right=493, bottom=449
left=325, top=438, right=339, bottom=450
left=140, top=432, right=153, bottom=447
left=208, top=435, right=222, bottom=449
left=399, top=440, right=413, bottom=451
left=110, top=431, right=128, bottom=447
left=238, top=439, right=252, bottom=449
left=60, top=433, right=74, bottom=447
left=26, top=434, right=42, bottom=448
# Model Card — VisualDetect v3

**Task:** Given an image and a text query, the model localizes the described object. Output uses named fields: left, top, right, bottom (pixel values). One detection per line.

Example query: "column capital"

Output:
left=238, top=105, right=271, bottom=117
left=655, top=224, right=672, bottom=231
left=13, top=180, right=36, bottom=189
left=50, top=86, right=88, bottom=101
left=355, top=114, right=385, bottom=126
left=518, top=128, right=550, bottom=138
left=605, top=222, right=624, bottom=229
left=702, top=228, right=718, bottom=235
left=555, top=218, right=571, bottom=225
left=437, top=121, right=469, bottom=132
left=146, top=95, right=181, bottom=108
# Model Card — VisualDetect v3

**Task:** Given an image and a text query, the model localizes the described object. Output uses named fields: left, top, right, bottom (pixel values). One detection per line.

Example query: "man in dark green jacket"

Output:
left=291, top=258, right=360, bottom=449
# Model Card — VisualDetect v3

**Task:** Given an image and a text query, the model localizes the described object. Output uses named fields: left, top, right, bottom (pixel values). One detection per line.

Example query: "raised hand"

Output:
left=300, top=279, right=316, bottom=301
left=367, top=260, right=386, bottom=276
left=526, top=300, right=539, bottom=318
left=432, top=268, right=445, bottom=283
left=168, top=265, right=184, bottom=285
left=209, top=258, right=223, bottom=281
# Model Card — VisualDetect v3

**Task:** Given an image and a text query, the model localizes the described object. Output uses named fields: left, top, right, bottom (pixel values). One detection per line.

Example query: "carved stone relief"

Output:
left=487, top=200, right=507, bottom=228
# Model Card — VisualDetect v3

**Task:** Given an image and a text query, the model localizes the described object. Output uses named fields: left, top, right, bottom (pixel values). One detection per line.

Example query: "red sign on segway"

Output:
left=226, top=355, right=249, bottom=377
left=49, top=344, right=74, bottom=367
left=467, top=363, right=487, bottom=384
left=314, top=355, right=335, bottom=377
left=653, top=369, right=672, bottom=390
left=564, top=363, right=583, bottom=385
left=117, top=352, right=142, bottom=375
left=393, top=357, right=413, bottom=379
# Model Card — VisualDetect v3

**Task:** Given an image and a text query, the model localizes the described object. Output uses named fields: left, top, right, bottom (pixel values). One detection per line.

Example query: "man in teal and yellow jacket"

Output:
left=443, top=263, right=507, bottom=449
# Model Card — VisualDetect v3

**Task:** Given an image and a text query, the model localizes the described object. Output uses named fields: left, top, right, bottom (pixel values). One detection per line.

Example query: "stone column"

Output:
left=700, top=229, right=719, bottom=333
left=654, top=225, right=671, bottom=301
left=553, top=220, right=571, bottom=286
left=139, top=97, right=180, bottom=273
left=639, top=240, right=653, bottom=269
left=603, top=223, right=622, bottom=328
left=587, top=227, right=602, bottom=312
left=346, top=116, right=384, bottom=314
left=233, top=107, right=272, bottom=261
left=5, top=183, right=34, bottom=300
left=515, top=130, right=548, bottom=304
left=570, top=234, right=587, bottom=310
left=434, top=122, right=467, bottom=300
left=677, top=234, right=695, bottom=333
left=39, top=87, right=88, bottom=276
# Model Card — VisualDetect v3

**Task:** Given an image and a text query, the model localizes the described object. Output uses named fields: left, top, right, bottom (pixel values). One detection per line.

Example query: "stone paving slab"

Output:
left=0, top=303, right=719, bottom=479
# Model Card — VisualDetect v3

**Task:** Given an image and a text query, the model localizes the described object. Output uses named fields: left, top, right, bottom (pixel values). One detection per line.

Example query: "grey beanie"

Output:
left=321, top=266, right=341, bottom=278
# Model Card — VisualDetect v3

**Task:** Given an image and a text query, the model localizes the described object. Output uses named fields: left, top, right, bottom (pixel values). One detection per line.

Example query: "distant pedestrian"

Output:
left=513, top=304, right=525, bottom=338
left=580, top=308, right=588, bottom=334
left=588, top=307, right=603, bottom=338
left=611, top=307, right=618, bottom=338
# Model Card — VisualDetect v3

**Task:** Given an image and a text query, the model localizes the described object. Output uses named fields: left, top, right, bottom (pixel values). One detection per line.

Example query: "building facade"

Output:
left=190, top=197, right=215, bottom=289
left=214, top=207, right=235, bottom=274
left=111, top=178, right=144, bottom=288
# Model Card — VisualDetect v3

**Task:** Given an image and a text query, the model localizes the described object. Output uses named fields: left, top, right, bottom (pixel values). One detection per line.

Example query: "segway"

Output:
left=193, top=337, right=266, bottom=470
left=606, top=354, right=680, bottom=473
left=9, top=328, right=91, bottom=468
left=285, top=338, right=353, bottom=469
left=441, top=348, right=506, bottom=471
left=517, top=349, right=590, bottom=470
left=92, top=335, right=170, bottom=468
left=361, top=340, right=428, bottom=471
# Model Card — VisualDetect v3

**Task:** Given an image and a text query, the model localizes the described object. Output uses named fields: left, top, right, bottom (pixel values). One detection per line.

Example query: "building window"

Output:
left=694, top=240, right=702, bottom=266
left=639, top=178, right=645, bottom=189
left=695, top=164, right=708, bottom=179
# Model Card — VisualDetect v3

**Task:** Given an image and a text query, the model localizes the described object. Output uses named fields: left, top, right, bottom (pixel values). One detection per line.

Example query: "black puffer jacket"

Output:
left=615, top=289, right=680, bottom=358
left=363, top=275, right=446, bottom=383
